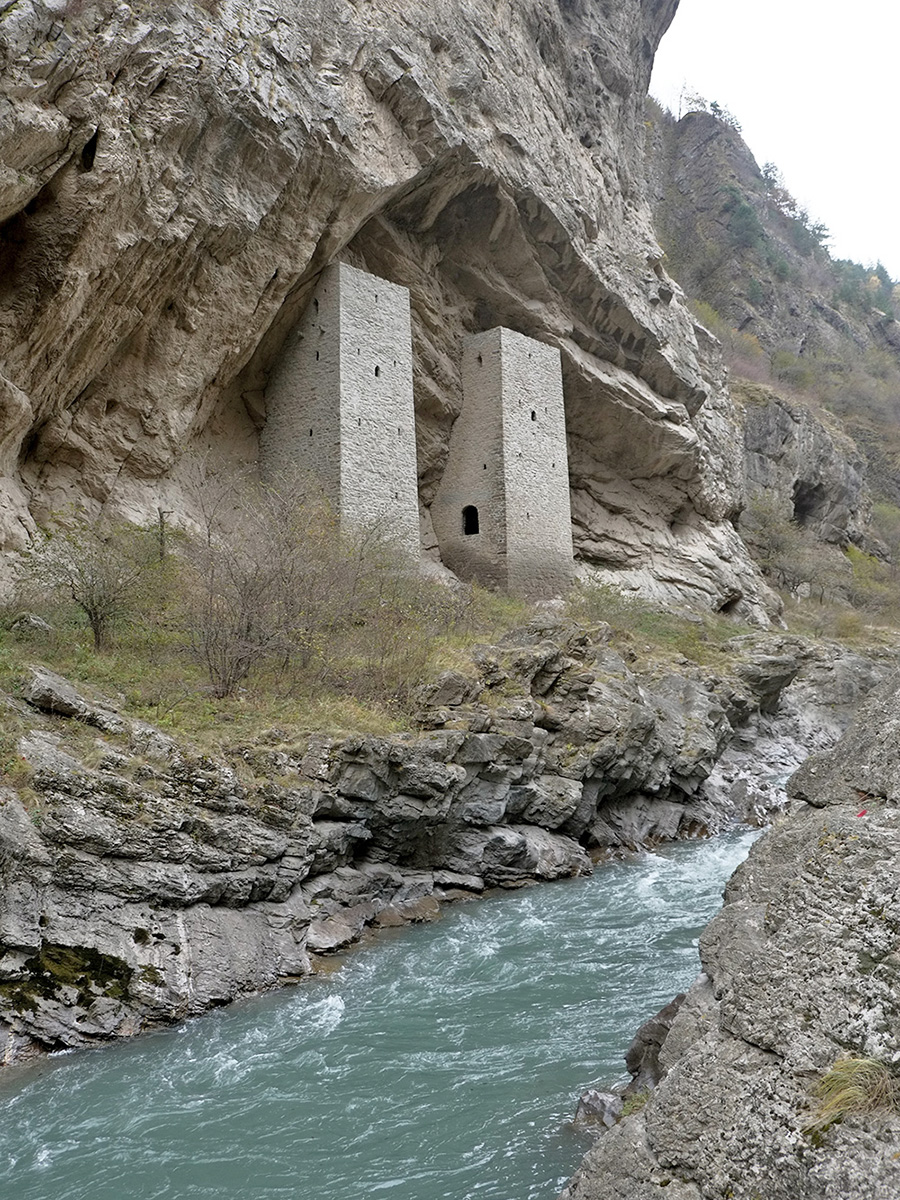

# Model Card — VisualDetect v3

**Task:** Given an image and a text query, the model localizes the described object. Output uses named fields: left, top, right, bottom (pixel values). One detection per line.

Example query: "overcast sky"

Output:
left=650, top=0, right=900, bottom=280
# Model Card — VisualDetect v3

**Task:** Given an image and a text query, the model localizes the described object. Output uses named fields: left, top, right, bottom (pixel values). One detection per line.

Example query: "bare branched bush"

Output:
left=739, top=496, right=806, bottom=591
left=21, top=515, right=159, bottom=650
left=13, top=470, right=523, bottom=720
left=180, top=478, right=333, bottom=697
left=179, top=470, right=457, bottom=705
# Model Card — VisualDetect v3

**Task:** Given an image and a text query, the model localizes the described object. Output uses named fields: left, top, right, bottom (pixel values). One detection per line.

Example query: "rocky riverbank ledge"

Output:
left=562, top=668, right=900, bottom=1200
left=0, top=620, right=892, bottom=1067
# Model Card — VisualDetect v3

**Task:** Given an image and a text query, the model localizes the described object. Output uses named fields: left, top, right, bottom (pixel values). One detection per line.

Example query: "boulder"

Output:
left=443, top=825, right=591, bottom=886
left=23, top=668, right=125, bottom=734
left=573, top=1090, right=623, bottom=1133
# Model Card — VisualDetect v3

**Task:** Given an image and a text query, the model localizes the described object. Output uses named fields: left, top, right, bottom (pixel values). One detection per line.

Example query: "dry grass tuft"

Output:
left=806, top=1056, right=900, bottom=1132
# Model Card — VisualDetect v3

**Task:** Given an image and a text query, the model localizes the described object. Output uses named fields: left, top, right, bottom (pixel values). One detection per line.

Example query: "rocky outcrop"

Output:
left=646, top=102, right=900, bottom=521
left=738, top=381, right=871, bottom=549
left=703, top=637, right=886, bottom=823
left=0, top=0, right=779, bottom=618
left=0, top=619, right=892, bottom=1066
left=561, top=672, right=900, bottom=1200
left=646, top=107, right=897, bottom=367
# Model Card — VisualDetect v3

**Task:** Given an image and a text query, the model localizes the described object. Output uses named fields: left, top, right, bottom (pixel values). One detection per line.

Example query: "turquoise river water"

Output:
left=0, top=828, right=757, bottom=1200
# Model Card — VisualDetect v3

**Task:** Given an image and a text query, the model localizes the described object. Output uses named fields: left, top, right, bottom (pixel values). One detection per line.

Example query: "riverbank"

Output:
left=0, top=619, right=893, bottom=1066
left=561, top=670, right=900, bottom=1200
left=0, top=829, right=758, bottom=1200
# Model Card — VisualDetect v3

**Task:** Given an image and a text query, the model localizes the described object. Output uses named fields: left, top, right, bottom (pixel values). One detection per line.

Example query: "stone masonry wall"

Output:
left=431, top=327, right=574, bottom=596
left=260, top=263, right=420, bottom=559
left=260, top=265, right=342, bottom=504
left=500, top=328, right=574, bottom=595
left=335, top=264, right=420, bottom=557
left=431, top=329, right=509, bottom=588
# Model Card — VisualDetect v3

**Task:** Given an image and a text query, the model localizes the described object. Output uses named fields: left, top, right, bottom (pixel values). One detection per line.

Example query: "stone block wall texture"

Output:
left=260, top=262, right=420, bottom=560
left=432, top=327, right=574, bottom=596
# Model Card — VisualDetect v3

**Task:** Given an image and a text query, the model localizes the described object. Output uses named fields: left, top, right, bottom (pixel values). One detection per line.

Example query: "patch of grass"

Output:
left=432, top=586, right=534, bottom=659
left=805, top=1056, right=900, bottom=1132
left=0, top=557, right=532, bottom=750
left=565, top=582, right=747, bottom=666
left=778, top=593, right=899, bottom=647
left=621, top=1090, right=650, bottom=1117
left=0, top=702, right=34, bottom=789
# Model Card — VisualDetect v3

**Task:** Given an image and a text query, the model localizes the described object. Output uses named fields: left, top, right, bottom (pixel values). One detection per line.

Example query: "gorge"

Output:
left=2, top=0, right=900, bottom=1197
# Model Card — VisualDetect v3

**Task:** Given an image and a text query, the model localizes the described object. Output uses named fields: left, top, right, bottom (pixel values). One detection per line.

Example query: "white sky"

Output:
left=650, top=0, right=900, bottom=280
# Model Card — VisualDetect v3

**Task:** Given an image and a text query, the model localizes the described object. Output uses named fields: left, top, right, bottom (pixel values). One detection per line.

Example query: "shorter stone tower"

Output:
left=260, top=262, right=420, bottom=560
left=431, top=327, right=574, bottom=596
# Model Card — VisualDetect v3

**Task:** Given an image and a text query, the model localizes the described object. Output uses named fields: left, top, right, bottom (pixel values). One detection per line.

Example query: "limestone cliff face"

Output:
left=0, top=0, right=775, bottom=618
left=737, top=380, right=871, bottom=549
left=647, top=105, right=900, bottom=516
left=646, top=108, right=898, bottom=364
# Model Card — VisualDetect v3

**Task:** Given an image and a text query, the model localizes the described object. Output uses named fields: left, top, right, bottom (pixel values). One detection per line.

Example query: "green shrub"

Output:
left=771, top=350, right=816, bottom=391
left=721, top=186, right=765, bottom=251
left=621, top=1090, right=650, bottom=1117
left=845, top=544, right=894, bottom=614
left=833, top=610, right=864, bottom=640
left=746, top=277, right=765, bottom=307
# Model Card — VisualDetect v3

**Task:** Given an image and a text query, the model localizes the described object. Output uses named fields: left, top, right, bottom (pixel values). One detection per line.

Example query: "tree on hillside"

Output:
left=24, top=517, right=159, bottom=649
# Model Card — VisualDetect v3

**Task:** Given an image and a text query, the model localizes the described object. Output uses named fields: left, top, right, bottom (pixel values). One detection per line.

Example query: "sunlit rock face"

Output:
left=0, top=0, right=774, bottom=618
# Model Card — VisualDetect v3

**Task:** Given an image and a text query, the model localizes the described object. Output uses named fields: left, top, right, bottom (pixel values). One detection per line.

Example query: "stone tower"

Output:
left=431, top=327, right=574, bottom=596
left=260, top=262, right=420, bottom=560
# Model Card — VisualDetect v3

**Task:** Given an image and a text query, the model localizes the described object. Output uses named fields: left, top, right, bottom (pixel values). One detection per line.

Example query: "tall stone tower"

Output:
left=260, top=262, right=420, bottom=560
left=431, top=327, right=574, bottom=596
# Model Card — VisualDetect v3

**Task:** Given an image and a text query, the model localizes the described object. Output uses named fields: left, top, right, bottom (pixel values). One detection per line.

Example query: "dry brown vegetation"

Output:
left=806, top=1056, right=900, bottom=1133
left=2, top=482, right=532, bottom=744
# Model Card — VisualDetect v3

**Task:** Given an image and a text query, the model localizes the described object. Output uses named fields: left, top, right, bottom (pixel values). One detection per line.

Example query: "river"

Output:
left=0, top=827, right=757, bottom=1200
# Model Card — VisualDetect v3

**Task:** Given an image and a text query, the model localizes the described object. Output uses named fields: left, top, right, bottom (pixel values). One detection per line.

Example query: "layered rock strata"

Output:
left=562, top=672, right=900, bottom=1200
left=0, top=620, right=891, bottom=1067
left=0, top=0, right=776, bottom=617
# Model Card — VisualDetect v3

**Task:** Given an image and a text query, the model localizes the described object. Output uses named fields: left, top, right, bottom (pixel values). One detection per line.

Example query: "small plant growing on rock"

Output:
left=620, top=1090, right=650, bottom=1117
left=806, top=1055, right=900, bottom=1131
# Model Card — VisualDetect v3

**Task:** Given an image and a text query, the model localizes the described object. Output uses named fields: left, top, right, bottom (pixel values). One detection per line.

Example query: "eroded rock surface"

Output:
left=0, top=0, right=778, bottom=617
left=562, top=671, right=900, bottom=1200
left=739, top=381, right=871, bottom=550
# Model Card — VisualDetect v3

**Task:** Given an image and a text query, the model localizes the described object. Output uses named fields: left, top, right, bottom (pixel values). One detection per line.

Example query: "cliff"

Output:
left=0, top=0, right=781, bottom=619
left=646, top=107, right=899, bottom=369
left=561, top=673, right=900, bottom=1200
left=738, top=380, right=871, bottom=551
left=646, top=104, right=900, bottom=518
